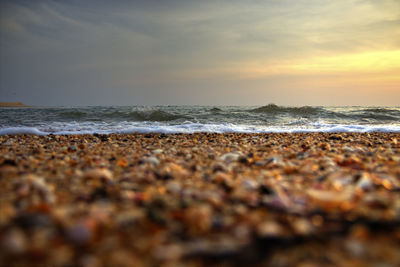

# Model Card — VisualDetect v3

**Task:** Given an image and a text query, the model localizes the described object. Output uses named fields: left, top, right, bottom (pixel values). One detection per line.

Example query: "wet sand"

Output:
left=0, top=132, right=399, bottom=266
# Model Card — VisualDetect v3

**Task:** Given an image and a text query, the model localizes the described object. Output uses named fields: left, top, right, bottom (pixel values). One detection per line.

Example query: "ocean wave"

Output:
left=59, top=111, right=87, bottom=119
left=209, top=107, right=222, bottom=112
left=1, top=106, right=399, bottom=135
left=361, top=107, right=400, bottom=114
left=359, top=113, right=399, bottom=121
left=109, top=110, right=185, bottom=121
left=351, top=108, right=400, bottom=121
left=59, top=109, right=186, bottom=122
left=250, top=104, right=322, bottom=115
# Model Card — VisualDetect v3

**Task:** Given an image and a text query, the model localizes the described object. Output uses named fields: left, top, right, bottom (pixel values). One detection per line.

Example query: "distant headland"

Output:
left=0, top=102, right=32, bottom=107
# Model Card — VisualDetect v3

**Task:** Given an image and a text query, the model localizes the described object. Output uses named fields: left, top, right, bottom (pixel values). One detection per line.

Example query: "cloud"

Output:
left=0, top=0, right=399, bottom=105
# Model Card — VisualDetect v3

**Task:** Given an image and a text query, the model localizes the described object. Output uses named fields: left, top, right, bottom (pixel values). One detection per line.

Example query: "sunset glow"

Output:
left=1, top=0, right=399, bottom=105
left=287, top=50, right=400, bottom=74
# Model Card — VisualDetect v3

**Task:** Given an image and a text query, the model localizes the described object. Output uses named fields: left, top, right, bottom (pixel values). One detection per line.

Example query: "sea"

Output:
left=1, top=104, right=399, bottom=135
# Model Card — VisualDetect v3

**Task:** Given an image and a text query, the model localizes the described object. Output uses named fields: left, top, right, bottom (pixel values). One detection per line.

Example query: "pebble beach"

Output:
left=1, top=132, right=399, bottom=266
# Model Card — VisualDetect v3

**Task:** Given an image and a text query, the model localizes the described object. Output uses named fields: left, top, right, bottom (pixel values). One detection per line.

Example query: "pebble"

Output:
left=307, top=188, right=353, bottom=210
left=1, top=228, right=27, bottom=254
left=184, top=205, right=212, bottom=235
left=0, top=132, right=399, bottom=266
left=153, top=244, right=182, bottom=261
left=220, top=152, right=242, bottom=163
left=356, top=173, right=374, bottom=191
left=83, top=168, right=113, bottom=183
left=66, top=221, right=93, bottom=245
left=241, top=179, right=258, bottom=190
left=257, top=221, right=283, bottom=237
left=145, top=156, right=160, bottom=166
left=152, top=149, right=163, bottom=155
left=13, top=174, right=55, bottom=204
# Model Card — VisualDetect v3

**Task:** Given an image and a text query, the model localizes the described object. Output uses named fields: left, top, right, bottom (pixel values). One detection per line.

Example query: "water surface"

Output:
left=1, top=104, right=399, bottom=135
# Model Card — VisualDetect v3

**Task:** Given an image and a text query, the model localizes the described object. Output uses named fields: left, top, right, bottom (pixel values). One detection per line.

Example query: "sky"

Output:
left=0, top=0, right=399, bottom=106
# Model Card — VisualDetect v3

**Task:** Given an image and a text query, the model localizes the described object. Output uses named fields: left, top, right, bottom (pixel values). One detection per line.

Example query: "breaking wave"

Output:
left=250, top=104, right=322, bottom=115
left=209, top=107, right=222, bottom=113
left=59, top=108, right=187, bottom=122
left=104, top=110, right=185, bottom=121
left=350, top=108, right=400, bottom=121
left=1, top=105, right=399, bottom=135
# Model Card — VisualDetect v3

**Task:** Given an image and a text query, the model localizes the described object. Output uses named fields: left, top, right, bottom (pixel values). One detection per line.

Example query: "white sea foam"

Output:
left=0, top=127, right=48, bottom=136
left=1, top=123, right=399, bottom=135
